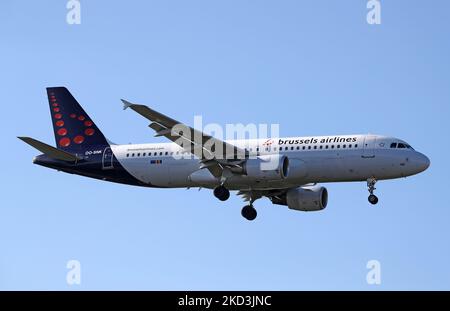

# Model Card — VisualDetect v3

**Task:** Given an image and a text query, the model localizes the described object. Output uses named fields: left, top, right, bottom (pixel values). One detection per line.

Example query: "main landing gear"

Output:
left=367, top=177, right=379, bottom=205
left=241, top=205, right=257, bottom=221
left=213, top=186, right=259, bottom=221
left=214, top=185, right=260, bottom=221
left=213, top=185, right=230, bottom=201
left=241, top=195, right=260, bottom=221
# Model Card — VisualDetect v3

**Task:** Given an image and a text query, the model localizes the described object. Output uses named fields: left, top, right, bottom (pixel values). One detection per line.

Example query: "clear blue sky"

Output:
left=1, top=0, right=449, bottom=290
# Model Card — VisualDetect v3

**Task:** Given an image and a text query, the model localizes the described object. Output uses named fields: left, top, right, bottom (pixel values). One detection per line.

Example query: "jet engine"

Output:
left=272, top=185, right=328, bottom=211
left=243, top=154, right=289, bottom=181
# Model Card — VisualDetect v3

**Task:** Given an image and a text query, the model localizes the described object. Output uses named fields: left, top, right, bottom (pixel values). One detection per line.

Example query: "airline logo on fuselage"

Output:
left=262, top=139, right=275, bottom=146
left=278, top=136, right=358, bottom=145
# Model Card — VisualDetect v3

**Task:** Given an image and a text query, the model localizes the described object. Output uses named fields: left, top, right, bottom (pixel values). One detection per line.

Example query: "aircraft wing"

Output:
left=122, top=100, right=248, bottom=178
left=238, top=189, right=287, bottom=203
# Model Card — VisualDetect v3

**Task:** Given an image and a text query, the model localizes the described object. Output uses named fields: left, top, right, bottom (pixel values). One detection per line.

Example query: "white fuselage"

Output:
left=111, top=134, right=430, bottom=190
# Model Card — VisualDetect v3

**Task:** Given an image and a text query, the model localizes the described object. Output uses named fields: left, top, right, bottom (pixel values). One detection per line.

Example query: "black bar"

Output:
left=0, top=291, right=448, bottom=309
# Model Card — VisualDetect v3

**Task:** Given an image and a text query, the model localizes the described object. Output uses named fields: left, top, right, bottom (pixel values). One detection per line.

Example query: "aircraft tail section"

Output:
left=46, top=87, right=109, bottom=152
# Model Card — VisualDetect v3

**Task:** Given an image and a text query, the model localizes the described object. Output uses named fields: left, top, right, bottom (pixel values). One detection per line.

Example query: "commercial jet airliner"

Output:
left=19, top=87, right=430, bottom=220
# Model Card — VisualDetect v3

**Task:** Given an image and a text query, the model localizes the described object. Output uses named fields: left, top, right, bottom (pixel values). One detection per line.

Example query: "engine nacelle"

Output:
left=244, top=154, right=289, bottom=181
left=285, top=185, right=328, bottom=211
left=285, top=158, right=308, bottom=180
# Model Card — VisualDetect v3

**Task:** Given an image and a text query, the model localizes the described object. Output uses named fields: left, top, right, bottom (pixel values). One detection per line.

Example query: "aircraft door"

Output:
left=362, top=136, right=376, bottom=158
left=102, top=147, right=114, bottom=169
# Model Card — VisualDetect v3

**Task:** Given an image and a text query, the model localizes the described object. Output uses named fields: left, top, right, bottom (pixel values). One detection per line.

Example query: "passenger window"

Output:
left=390, top=143, right=397, bottom=148
left=337, top=145, right=340, bottom=149
left=319, top=145, right=323, bottom=149
left=296, top=146, right=300, bottom=150
left=331, top=145, right=334, bottom=149
left=302, top=146, right=306, bottom=150
left=355, top=144, right=358, bottom=148
left=348, top=144, right=352, bottom=148
left=314, top=146, right=317, bottom=149
left=325, top=145, right=329, bottom=149
left=290, top=147, right=294, bottom=151
left=308, top=146, right=311, bottom=150
left=343, top=145, right=346, bottom=148
left=126, top=154, right=129, bottom=157
left=132, top=153, right=135, bottom=157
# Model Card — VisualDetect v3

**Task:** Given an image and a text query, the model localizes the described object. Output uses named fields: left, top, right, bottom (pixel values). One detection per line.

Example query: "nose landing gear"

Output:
left=367, top=177, right=379, bottom=205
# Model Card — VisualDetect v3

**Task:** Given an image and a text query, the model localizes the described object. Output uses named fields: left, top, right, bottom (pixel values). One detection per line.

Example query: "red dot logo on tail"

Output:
left=57, top=128, right=68, bottom=136
left=73, top=135, right=85, bottom=144
left=85, top=128, right=95, bottom=136
left=59, top=137, right=71, bottom=147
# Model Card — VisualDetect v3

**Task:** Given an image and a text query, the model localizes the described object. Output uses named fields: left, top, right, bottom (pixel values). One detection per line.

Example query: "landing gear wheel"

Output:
left=366, top=178, right=379, bottom=205
left=241, top=205, right=257, bottom=221
left=368, top=194, right=379, bottom=205
left=213, top=186, right=230, bottom=201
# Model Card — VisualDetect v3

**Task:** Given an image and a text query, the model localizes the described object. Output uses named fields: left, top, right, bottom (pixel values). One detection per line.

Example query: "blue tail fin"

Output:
left=47, top=87, right=109, bottom=152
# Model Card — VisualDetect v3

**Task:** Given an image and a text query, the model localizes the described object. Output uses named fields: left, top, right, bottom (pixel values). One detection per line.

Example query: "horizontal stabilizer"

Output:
left=18, top=137, right=81, bottom=162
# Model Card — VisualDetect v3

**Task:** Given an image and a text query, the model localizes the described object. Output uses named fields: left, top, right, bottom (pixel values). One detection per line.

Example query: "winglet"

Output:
left=121, top=99, right=133, bottom=110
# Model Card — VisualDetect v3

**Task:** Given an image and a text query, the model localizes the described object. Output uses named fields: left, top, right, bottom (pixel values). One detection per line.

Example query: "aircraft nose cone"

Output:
left=415, top=152, right=430, bottom=173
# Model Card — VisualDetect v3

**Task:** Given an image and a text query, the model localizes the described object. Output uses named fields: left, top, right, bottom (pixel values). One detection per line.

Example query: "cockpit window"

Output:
left=390, top=141, right=414, bottom=150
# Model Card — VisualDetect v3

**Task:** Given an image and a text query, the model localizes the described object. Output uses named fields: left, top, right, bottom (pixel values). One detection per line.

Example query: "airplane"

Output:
left=19, top=87, right=430, bottom=221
